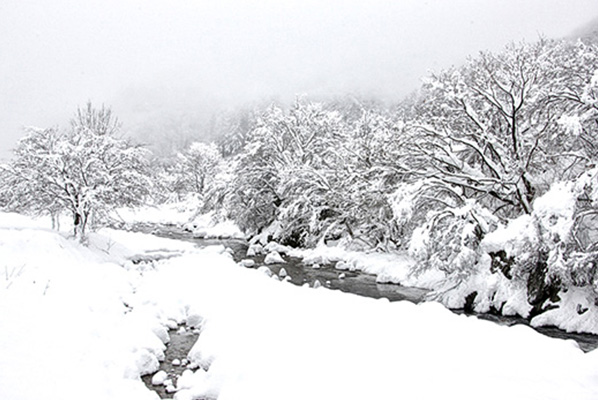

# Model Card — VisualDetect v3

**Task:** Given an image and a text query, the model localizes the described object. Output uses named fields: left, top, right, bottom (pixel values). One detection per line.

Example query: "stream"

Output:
left=131, top=223, right=598, bottom=398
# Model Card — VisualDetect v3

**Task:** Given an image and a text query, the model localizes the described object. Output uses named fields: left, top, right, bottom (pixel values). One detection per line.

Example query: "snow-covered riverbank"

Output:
left=2, top=212, right=598, bottom=399
left=117, top=201, right=598, bottom=336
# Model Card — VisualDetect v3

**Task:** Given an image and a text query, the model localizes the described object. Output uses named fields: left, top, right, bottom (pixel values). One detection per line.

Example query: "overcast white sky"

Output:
left=1, top=0, right=597, bottom=159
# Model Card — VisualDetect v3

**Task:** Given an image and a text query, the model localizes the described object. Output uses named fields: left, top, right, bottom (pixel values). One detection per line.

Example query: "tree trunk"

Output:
left=51, top=212, right=60, bottom=231
left=73, top=211, right=88, bottom=243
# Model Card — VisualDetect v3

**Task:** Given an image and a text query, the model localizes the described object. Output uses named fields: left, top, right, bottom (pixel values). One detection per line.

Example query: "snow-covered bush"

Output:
left=540, top=169, right=598, bottom=291
left=409, top=201, right=498, bottom=280
left=460, top=169, right=598, bottom=316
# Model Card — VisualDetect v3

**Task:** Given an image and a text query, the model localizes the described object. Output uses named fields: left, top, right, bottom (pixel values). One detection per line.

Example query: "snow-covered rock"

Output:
left=192, top=229, right=208, bottom=239
left=278, top=267, right=288, bottom=278
left=264, top=241, right=289, bottom=254
left=165, top=319, right=179, bottom=330
left=335, top=260, right=353, bottom=271
left=153, top=325, right=170, bottom=344
left=172, top=358, right=182, bottom=366
left=135, top=348, right=160, bottom=376
left=186, top=314, right=204, bottom=329
left=151, top=370, right=168, bottom=386
left=239, top=259, right=255, bottom=268
left=166, top=384, right=177, bottom=393
left=264, top=251, right=285, bottom=265
left=246, top=244, right=264, bottom=257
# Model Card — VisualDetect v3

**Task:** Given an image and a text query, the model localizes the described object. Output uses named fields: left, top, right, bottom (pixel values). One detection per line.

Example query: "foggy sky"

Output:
left=1, top=0, right=597, bottom=159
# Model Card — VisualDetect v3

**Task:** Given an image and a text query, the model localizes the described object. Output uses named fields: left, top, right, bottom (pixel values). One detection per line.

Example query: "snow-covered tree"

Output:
left=220, top=98, right=409, bottom=249
left=1, top=103, right=151, bottom=241
left=407, top=39, right=598, bottom=218
left=224, top=100, right=350, bottom=244
left=176, top=142, right=221, bottom=196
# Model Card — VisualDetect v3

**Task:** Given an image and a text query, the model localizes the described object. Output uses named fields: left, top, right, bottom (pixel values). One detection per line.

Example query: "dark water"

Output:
left=140, top=326, right=201, bottom=399
left=131, top=222, right=430, bottom=303
left=130, top=223, right=598, bottom=353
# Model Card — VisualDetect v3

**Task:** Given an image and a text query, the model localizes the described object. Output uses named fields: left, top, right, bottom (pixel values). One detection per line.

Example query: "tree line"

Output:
left=1, top=38, right=597, bottom=315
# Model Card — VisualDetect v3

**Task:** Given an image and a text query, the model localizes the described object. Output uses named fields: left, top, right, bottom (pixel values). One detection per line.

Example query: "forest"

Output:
left=2, top=37, right=598, bottom=323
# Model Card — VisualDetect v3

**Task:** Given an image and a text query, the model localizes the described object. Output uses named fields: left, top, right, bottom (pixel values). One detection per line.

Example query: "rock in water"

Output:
left=239, top=259, right=255, bottom=268
left=336, top=260, right=350, bottom=270
left=264, top=251, right=285, bottom=265
left=246, top=244, right=264, bottom=257
left=151, top=370, right=168, bottom=386
left=152, top=325, right=170, bottom=344
left=186, top=314, right=204, bottom=329
left=166, top=384, right=177, bottom=393
left=165, top=319, right=178, bottom=330
left=192, top=229, right=207, bottom=239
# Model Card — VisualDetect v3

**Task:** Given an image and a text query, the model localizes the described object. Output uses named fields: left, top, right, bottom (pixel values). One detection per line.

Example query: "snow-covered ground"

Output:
left=2, top=211, right=598, bottom=400
left=114, top=201, right=244, bottom=240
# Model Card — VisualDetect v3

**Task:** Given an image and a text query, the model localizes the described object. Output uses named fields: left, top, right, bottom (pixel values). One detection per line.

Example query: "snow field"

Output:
left=3, top=213, right=598, bottom=400
left=141, top=254, right=598, bottom=400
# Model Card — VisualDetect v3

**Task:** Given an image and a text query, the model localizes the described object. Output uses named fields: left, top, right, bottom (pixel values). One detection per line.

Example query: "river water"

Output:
left=134, top=223, right=598, bottom=397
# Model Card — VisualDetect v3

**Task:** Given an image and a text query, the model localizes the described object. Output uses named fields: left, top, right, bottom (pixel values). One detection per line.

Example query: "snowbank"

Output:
left=115, top=202, right=245, bottom=239
left=0, top=213, right=207, bottom=400
left=0, top=226, right=161, bottom=400
left=140, top=252, right=598, bottom=400
left=0, top=212, right=53, bottom=229
left=113, top=199, right=199, bottom=225
left=183, top=211, right=245, bottom=239
left=257, top=241, right=443, bottom=290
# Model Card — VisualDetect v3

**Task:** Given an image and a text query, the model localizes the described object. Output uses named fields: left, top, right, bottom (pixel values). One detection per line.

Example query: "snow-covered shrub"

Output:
left=409, top=201, right=498, bottom=280
left=480, top=169, right=598, bottom=315
left=544, top=168, right=598, bottom=290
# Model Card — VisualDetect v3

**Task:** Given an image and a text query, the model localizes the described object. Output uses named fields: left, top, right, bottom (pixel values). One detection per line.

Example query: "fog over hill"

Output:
left=1, top=0, right=597, bottom=159
left=571, top=16, right=598, bottom=42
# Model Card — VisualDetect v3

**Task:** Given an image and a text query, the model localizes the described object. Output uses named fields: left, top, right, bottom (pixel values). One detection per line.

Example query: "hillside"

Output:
left=569, top=15, right=598, bottom=43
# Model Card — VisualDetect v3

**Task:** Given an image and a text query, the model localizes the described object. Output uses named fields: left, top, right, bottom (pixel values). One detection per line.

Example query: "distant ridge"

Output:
left=568, top=15, right=598, bottom=43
